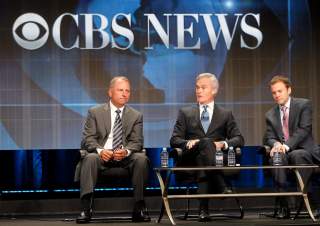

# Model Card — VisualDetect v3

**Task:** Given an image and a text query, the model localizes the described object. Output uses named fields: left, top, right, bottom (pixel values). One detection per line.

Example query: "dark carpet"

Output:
left=0, top=213, right=318, bottom=226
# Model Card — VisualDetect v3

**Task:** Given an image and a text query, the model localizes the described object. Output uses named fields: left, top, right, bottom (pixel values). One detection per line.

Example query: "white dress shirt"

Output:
left=97, top=101, right=128, bottom=155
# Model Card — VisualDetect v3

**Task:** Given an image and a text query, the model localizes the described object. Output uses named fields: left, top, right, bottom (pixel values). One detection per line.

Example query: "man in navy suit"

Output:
left=263, top=75, right=320, bottom=219
left=170, top=73, right=244, bottom=222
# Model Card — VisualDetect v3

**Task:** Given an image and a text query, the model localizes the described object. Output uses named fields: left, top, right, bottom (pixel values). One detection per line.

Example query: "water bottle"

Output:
left=227, top=146, right=236, bottom=166
left=272, top=143, right=283, bottom=166
left=215, top=147, right=224, bottom=167
left=160, top=147, right=169, bottom=167
left=273, top=151, right=282, bottom=166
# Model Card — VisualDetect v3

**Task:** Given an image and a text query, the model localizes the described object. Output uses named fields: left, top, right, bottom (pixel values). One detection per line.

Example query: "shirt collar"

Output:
left=199, top=101, right=214, bottom=111
left=109, top=101, right=125, bottom=113
left=279, top=97, right=291, bottom=110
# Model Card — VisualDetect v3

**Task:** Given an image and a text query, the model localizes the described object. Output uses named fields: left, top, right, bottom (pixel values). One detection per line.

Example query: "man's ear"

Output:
left=108, top=88, right=112, bottom=98
left=212, top=88, right=218, bottom=96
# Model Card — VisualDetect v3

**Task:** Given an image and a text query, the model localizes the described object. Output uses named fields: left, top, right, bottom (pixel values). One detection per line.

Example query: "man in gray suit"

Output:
left=263, top=75, right=320, bottom=219
left=170, top=73, right=244, bottom=222
left=76, top=76, right=150, bottom=223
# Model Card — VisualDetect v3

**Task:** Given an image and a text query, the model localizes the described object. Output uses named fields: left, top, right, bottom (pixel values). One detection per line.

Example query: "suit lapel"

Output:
left=193, top=105, right=205, bottom=133
left=207, top=104, right=219, bottom=134
left=122, top=106, right=129, bottom=134
left=272, top=106, right=284, bottom=140
left=288, top=98, right=297, bottom=135
left=103, top=103, right=111, bottom=135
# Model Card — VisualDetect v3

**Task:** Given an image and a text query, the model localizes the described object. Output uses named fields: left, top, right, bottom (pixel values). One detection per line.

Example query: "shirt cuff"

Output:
left=126, top=149, right=131, bottom=156
left=283, top=144, right=290, bottom=152
left=97, top=148, right=103, bottom=155
left=273, top=142, right=281, bottom=148
left=223, top=141, right=228, bottom=150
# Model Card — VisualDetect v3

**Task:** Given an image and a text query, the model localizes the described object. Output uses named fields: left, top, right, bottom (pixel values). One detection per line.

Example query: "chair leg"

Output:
left=157, top=201, right=165, bottom=223
left=293, top=197, right=304, bottom=220
left=271, top=197, right=279, bottom=218
left=157, top=171, right=173, bottom=223
left=183, top=188, right=190, bottom=220
left=235, top=197, right=244, bottom=219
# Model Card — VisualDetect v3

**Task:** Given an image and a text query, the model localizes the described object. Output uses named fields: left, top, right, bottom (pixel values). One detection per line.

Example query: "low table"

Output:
left=154, top=165, right=319, bottom=225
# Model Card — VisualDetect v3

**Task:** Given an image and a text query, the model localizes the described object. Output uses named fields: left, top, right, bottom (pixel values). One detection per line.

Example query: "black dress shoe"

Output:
left=277, top=207, right=290, bottom=219
left=76, top=209, right=92, bottom=224
left=199, top=209, right=211, bottom=222
left=132, top=201, right=151, bottom=222
left=77, top=193, right=94, bottom=224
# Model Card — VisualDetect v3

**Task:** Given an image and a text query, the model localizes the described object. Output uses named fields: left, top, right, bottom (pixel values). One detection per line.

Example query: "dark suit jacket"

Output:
left=263, top=97, right=320, bottom=161
left=81, top=103, right=143, bottom=153
left=170, top=104, right=244, bottom=149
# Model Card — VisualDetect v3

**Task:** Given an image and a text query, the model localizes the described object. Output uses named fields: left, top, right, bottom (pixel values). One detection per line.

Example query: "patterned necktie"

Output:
left=112, top=109, right=123, bottom=150
left=201, top=105, right=210, bottom=133
left=281, top=106, right=289, bottom=141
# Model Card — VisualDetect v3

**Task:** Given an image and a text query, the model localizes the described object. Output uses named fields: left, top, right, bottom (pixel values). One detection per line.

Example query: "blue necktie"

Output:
left=112, top=109, right=123, bottom=150
left=201, top=105, right=210, bottom=133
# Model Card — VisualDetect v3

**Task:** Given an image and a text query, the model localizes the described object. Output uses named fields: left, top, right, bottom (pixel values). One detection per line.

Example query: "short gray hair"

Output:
left=109, top=76, right=130, bottom=89
left=196, top=73, right=219, bottom=90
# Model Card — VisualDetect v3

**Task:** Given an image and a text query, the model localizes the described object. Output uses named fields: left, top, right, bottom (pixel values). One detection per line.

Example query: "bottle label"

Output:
left=273, top=152, right=282, bottom=166
left=161, top=150, right=168, bottom=167
left=216, top=152, right=223, bottom=166
left=227, top=151, right=236, bottom=166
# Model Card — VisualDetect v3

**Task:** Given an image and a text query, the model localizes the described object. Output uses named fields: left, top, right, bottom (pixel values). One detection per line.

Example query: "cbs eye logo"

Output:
left=12, top=13, right=49, bottom=50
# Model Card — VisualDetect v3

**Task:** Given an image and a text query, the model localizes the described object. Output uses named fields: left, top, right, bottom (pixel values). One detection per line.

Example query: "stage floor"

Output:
left=0, top=212, right=318, bottom=226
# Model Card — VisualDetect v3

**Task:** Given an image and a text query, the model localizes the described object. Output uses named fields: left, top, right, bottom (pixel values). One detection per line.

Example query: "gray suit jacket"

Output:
left=81, top=103, right=143, bottom=152
left=74, top=103, right=143, bottom=181
left=170, top=104, right=244, bottom=149
left=263, top=97, right=320, bottom=161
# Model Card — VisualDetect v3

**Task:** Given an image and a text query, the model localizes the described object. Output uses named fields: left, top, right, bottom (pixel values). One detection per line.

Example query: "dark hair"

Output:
left=269, top=75, right=291, bottom=88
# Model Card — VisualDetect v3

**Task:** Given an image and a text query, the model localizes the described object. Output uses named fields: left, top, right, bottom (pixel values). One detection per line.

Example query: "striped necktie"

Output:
left=112, top=109, right=123, bottom=150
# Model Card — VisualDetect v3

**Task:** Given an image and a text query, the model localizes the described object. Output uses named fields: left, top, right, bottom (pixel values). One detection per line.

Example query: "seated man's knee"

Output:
left=198, top=138, right=214, bottom=150
left=289, top=149, right=312, bottom=164
left=83, top=153, right=100, bottom=164
left=131, top=152, right=149, bottom=167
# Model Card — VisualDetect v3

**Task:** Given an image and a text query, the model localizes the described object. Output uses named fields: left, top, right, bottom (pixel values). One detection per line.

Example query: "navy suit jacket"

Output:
left=263, top=97, right=320, bottom=161
left=170, top=104, right=244, bottom=150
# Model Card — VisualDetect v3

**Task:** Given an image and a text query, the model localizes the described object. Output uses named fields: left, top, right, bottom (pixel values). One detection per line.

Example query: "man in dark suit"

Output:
left=75, top=76, right=150, bottom=223
left=170, top=73, right=244, bottom=222
left=263, top=75, right=320, bottom=219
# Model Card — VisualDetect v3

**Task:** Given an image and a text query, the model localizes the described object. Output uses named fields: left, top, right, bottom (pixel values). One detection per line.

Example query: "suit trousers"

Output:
left=270, top=149, right=313, bottom=192
left=79, top=152, right=149, bottom=201
left=185, top=138, right=226, bottom=194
